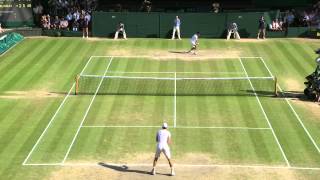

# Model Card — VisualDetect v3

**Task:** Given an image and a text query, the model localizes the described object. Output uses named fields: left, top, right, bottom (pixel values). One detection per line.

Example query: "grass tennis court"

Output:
left=1, top=38, right=320, bottom=179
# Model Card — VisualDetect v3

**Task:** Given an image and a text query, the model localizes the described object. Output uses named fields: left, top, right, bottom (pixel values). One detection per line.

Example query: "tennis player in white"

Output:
left=151, top=122, right=175, bottom=176
left=171, top=16, right=181, bottom=40
left=187, top=32, right=200, bottom=55
left=114, top=22, right=127, bottom=40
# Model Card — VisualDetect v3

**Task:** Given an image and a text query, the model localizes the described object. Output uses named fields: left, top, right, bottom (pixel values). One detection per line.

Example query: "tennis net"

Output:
left=75, top=74, right=277, bottom=96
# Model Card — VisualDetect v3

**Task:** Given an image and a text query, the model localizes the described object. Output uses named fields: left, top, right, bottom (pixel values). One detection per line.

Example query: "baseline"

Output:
left=81, top=125, right=270, bottom=130
left=22, top=162, right=320, bottom=171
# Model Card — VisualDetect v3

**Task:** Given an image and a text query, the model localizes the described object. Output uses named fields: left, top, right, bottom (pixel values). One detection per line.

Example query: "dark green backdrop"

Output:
left=92, top=12, right=267, bottom=38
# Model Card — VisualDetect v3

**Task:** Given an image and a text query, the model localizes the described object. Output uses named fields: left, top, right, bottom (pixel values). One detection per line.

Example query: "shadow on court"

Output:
left=168, top=50, right=188, bottom=54
left=98, top=162, right=171, bottom=176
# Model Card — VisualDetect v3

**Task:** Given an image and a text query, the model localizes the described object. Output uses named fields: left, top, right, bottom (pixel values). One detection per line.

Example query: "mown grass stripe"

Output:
left=274, top=41, right=308, bottom=77
left=290, top=41, right=315, bottom=69
left=0, top=101, right=37, bottom=155
left=0, top=39, right=41, bottom=76
left=38, top=39, right=83, bottom=90
left=0, top=40, right=58, bottom=91
left=20, top=40, right=72, bottom=90
left=0, top=100, right=19, bottom=125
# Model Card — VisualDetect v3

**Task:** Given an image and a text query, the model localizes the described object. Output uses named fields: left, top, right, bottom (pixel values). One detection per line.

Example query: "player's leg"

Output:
left=262, top=29, right=266, bottom=39
left=257, top=29, right=261, bottom=39
left=114, top=30, right=119, bottom=39
left=187, top=46, right=193, bottom=53
left=172, top=27, right=176, bottom=39
left=123, top=30, right=127, bottom=39
left=85, top=27, right=89, bottom=38
left=187, top=42, right=196, bottom=53
left=151, top=148, right=161, bottom=175
left=227, top=30, right=231, bottom=40
left=177, top=27, right=181, bottom=40
left=193, top=45, right=198, bottom=55
left=163, top=147, right=175, bottom=176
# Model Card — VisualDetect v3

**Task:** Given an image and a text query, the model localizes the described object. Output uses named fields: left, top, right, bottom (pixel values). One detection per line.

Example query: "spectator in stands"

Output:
left=33, top=3, right=44, bottom=26
left=60, top=17, right=69, bottom=30
left=72, top=19, right=79, bottom=31
left=114, top=22, right=127, bottom=40
left=257, top=16, right=266, bottom=39
left=270, top=19, right=283, bottom=31
left=212, top=2, right=220, bottom=13
left=140, top=0, right=152, bottom=12
left=66, top=11, right=73, bottom=29
left=73, top=9, right=81, bottom=22
left=284, top=10, right=295, bottom=27
left=52, top=16, right=61, bottom=29
left=41, top=15, right=50, bottom=29
left=171, top=16, right=181, bottom=40
left=303, top=11, right=311, bottom=27
left=85, top=12, right=91, bottom=23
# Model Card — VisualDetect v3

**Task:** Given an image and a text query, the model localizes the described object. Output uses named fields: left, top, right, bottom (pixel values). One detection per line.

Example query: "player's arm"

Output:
left=156, top=132, right=159, bottom=142
left=167, top=133, right=172, bottom=144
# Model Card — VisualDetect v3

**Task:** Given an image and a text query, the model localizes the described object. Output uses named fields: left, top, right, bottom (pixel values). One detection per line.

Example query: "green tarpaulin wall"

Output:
left=92, top=11, right=314, bottom=38
left=92, top=12, right=267, bottom=38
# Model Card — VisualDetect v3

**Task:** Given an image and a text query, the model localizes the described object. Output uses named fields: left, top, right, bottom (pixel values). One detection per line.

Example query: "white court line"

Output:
left=259, top=57, right=320, bottom=154
left=105, top=71, right=245, bottom=74
left=22, top=83, right=75, bottom=165
left=62, top=57, right=114, bottom=163
left=22, top=56, right=95, bottom=165
left=80, top=74, right=273, bottom=80
left=240, top=57, right=263, bottom=59
left=81, top=125, right=270, bottom=130
left=174, top=72, right=177, bottom=128
left=91, top=55, right=263, bottom=59
left=80, top=56, right=95, bottom=75
left=22, top=162, right=320, bottom=171
left=239, top=58, right=290, bottom=167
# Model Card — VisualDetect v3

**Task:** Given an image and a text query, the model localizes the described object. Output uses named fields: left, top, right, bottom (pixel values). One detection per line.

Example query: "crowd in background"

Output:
left=270, top=1, right=320, bottom=31
left=33, top=0, right=97, bottom=32
left=33, top=0, right=320, bottom=33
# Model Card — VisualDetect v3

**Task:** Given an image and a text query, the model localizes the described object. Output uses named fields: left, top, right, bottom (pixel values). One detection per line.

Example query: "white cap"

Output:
left=162, top=122, right=168, bottom=129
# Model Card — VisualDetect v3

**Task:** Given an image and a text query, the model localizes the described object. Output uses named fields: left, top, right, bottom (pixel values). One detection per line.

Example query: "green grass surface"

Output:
left=0, top=37, right=320, bottom=179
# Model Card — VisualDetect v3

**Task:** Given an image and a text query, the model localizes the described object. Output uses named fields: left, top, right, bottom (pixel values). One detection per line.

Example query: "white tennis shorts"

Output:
left=155, top=145, right=171, bottom=159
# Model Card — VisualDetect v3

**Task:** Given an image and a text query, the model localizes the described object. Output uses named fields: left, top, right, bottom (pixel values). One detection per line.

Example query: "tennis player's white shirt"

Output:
left=155, top=129, right=171, bottom=159
left=191, top=34, right=198, bottom=46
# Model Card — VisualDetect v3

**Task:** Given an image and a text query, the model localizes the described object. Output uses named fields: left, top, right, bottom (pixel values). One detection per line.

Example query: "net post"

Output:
left=75, top=75, right=80, bottom=95
left=274, top=76, right=278, bottom=97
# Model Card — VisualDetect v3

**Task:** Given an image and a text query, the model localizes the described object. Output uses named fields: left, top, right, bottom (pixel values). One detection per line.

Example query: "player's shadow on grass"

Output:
left=279, top=91, right=314, bottom=101
left=98, top=162, right=171, bottom=176
left=169, top=50, right=188, bottom=54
